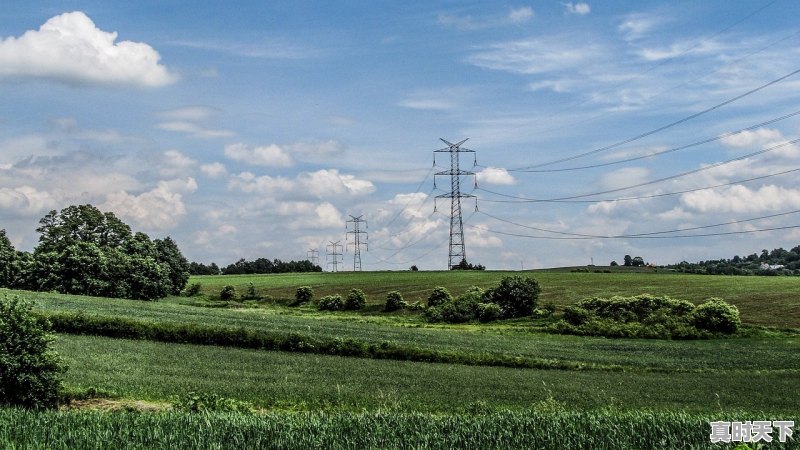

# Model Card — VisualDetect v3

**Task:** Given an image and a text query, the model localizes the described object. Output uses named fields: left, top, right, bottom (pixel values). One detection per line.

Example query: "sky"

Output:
left=2, top=1, right=800, bottom=270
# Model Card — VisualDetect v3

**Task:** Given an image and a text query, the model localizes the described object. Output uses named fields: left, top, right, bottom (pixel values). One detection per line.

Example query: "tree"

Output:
left=610, top=261, right=619, bottom=267
left=484, top=275, right=541, bottom=319
left=631, top=256, right=645, bottom=267
left=0, top=230, right=18, bottom=288
left=623, top=255, right=632, bottom=266
left=0, top=295, right=65, bottom=408
left=155, top=237, right=190, bottom=295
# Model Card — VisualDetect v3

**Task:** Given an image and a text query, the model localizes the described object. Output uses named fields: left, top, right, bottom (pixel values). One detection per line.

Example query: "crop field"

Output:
left=4, top=270, right=800, bottom=448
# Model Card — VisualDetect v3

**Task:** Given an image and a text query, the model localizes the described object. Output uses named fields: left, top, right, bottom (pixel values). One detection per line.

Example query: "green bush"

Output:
left=293, top=286, right=313, bottom=306
left=692, top=298, right=740, bottom=334
left=384, top=291, right=405, bottom=312
left=485, top=276, right=541, bottom=319
left=0, top=295, right=65, bottom=409
left=476, top=303, right=501, bottom=322
left=563, top=306, right=590, bottom=325
left=318, top=294, right=344, bottom=311
left=344, top=289, right=366, bottom=310
left=219, top=285, right=236, bottom=301
left=427, top=287, right=452, bottom=307
left=242, top=283, right=259, bottom=300
left=184, top=282, right=202, bottom=297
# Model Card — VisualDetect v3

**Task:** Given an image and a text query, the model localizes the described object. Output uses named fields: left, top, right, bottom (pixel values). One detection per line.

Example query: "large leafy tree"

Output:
left=0, top=230, right=18, bottom=288
left=28, top=204, right=188, bottom=300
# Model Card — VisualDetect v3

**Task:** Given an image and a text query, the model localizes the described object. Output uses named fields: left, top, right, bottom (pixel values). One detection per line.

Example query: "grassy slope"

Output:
left=54, top=334, right=800, bottom=413
left=189, top=270, right=800, bottom=327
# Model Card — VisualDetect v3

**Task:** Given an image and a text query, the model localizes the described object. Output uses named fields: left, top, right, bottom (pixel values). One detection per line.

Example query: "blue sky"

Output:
left=2, top=1, right=800, bottom=270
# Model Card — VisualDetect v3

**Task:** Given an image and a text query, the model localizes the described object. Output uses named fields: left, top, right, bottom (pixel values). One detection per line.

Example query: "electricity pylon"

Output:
left=326, top=241, right=342, bottom=272
left=346, top=215, right=368, bottom=271
left=434, top=138, right=477, bottom=270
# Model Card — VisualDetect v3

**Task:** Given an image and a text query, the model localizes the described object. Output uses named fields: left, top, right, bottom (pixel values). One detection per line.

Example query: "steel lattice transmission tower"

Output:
left=434, top=138, right=477, bottom=270
left=307, top=248, right=319, bottom=266
left=326, top=241, right=343, bottom=272
left=346, top=215, right=368, bottom=271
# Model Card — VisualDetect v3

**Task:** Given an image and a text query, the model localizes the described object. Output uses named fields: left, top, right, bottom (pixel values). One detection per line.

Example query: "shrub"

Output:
left=485, top=276, right=541, bottom=319
left=242, top=283, right=259, bottom=300
left=219, top=285, right=236, bottom=301
left=406, top=301, right=426, bottom=311
left=543, top=301, right=557, bottom=316
left=318, top=294, right=344, bottom=311
left=384, top=291, right=404, bottom=312
left=692, top=298, right=741, bottom=334
left=293, top=286, right=313, bottom=306
left=476, top=303, right=502, bottom=322
left=184, top=282, right=202, bottom=297
left=0, top=295, right=65, bottom=409
left=563, top=306, right=591, bottom=325
left=427, top=287, right=452, bottom=308
left=343, top=289, right=366, bottom=310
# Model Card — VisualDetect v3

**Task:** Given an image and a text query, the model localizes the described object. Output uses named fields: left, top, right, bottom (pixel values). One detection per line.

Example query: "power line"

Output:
left=477, top=166, right=800, bottom=204
left=509, top=109, right=800, bottom=173
left=326, top=241, right=343, bottom=272
left=507, top=67, right=800, bottom=171
left=478, top=208, right=800, bottom=239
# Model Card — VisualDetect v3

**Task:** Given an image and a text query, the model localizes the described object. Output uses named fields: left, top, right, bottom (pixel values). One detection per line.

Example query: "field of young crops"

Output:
left=3, top=269, right=800, bottom=448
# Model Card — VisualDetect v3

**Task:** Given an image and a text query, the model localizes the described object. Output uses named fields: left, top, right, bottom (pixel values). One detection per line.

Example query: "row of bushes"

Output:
left=551, top=294, right=741, bottom=339
left=40, top=311, right=626, bottom=373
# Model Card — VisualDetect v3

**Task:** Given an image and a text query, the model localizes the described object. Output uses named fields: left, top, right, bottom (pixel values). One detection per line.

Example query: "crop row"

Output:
left=5, top=407, right=797, bottom=449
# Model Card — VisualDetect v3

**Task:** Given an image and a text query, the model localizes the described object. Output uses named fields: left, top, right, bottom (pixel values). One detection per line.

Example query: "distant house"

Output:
left=760, top=263, right=785, bottom=271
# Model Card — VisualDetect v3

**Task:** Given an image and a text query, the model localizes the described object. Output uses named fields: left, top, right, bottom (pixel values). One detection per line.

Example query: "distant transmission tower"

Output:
left=434, top=138, right=477, bottom=270
left=346, top=215, right=368, bottom=271
left=307, top=248, right=319, bottom=266
left=326, top=241, right=343, bottom=272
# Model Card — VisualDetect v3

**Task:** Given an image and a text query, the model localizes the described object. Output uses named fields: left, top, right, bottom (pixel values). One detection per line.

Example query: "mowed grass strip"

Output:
left=4, top=408, right=797, bottom=450
left=54, top=334, right=800, bottom=413
left=189, top=270, right=800, bottom=328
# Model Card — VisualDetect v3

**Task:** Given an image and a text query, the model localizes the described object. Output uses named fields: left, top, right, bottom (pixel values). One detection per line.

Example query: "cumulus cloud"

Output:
left=680, top=185, right=800, bottom=214
left=200, top=162, right=227, bottom=178
left=297, top=169, right=375, bottom=197
left=0, top=185, right=58, bottom=215
left=476, top=167, right=515, bottom=185
left=720, top=128, right=784, bottom=149
left=102, top=177, right=198, bottom=230
left=564, top=2, right=590, bottom=15
left=159, top=150, right=197, bottom=177
left=224, top=143, right=294, bottom=167
left=0, top=11, right=176, bottom=87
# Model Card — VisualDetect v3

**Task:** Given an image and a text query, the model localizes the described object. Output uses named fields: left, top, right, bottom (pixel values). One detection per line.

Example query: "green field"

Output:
left=4, top=270, right=800, bottom=448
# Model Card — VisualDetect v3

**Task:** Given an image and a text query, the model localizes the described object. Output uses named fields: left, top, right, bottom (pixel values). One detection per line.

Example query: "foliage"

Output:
left=427, top=286, right=452, bottom=307
left=242, top=283, right=260, bottom=300
left=409, top=265, right=419, bottom=271
left=0, top=230, right=19, bottom=288
left=450, top=258, right=485, bottom=271
left=184, top=282, right=203, bottom=297
left=219, top=285, right=236, bottom=301
left=384, top=291, right=405, bottom=311
left=172, top=391, right=253, bottom=413
left=344, top=289, right=366, bottom=310
left=476, top=302, right=502, bottom=322
left=16, top=205, right=189, bottom=300
left=318, top=294, right=344, bottom=311
left=667, top=244, right=800, bottom=276
left=293, top=286, right=314, bottom=306
left=484, top=275, right=541, bottom=319
left=188, top=261, right=220, bottom=275
left=693, top=298, right=741, bottom=333
left=554, top=294, right=740, bottom=339
left=221, top=257, right=321, bottom=275
left=0, top=295, right=65, bottom=409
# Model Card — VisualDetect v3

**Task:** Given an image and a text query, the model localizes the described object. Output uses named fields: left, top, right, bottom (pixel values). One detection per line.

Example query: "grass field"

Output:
left=3, top=269, right=800, bottom=448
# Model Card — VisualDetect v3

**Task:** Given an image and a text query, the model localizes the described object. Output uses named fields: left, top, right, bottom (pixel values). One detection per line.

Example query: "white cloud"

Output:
left=228, top=172, right=294, bottom=194
left=159, top=150, right=197, bottom=177
left=0, top=11, right=176, bottom=87
left=102, top=178, right=198, bottom=230
left=286, top=140, right=345, bottom=162
left=311, top=202, right=345, bottom=229
left=564, top=2, right=590, bottom=15
left=681, top=185, right=800, bottom=214
left=158, top=106, right=219, bottom=122
left=466, top=223, right=503, bottom=248
left=467, top=37, right=604, bottom=75
left=476, top=167, right=516, bottom=185
left=720, top=128, right=784, bottom=149
left=200, top=162, right=227, bottom=178
left=618, top=13, right=661, bottom=41
left=297, top=169, right=375, bottom=197
left=158, top=121, right=234, bottom=139
left=598, top=167, right=650, bottom=191
left=0, top=185, right=58, bottom=215
left=224, top=143, right=294, bottom=167
left=508, top=7, right=534, bottom=23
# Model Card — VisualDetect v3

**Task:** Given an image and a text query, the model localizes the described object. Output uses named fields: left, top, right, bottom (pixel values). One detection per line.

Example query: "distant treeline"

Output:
left=190, top=258, right=322, bottom=275
left=666, top=245, right=800, bottom=276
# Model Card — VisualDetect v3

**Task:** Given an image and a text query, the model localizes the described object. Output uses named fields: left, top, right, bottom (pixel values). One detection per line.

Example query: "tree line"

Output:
left=665, top=245, right=800, bottom=276
left=0, top=205, right=190, bottom=300
left=189, top=258, right=321, bottom=275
